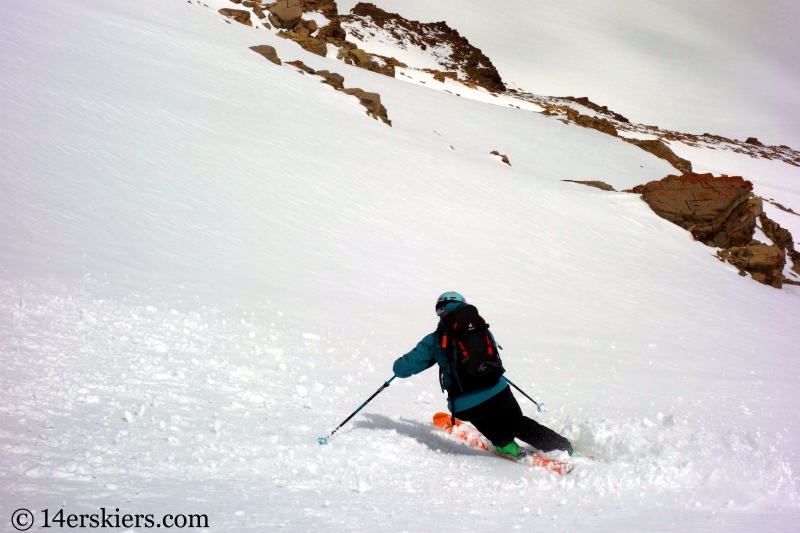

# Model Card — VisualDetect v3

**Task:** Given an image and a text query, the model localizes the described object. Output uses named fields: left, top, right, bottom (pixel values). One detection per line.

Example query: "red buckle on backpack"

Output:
left=457, top=341, right=469, bottom=361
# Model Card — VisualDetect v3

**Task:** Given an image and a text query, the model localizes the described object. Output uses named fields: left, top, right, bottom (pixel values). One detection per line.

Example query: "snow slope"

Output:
left=1, top=0, right=799, bottom=531
left=338, top=0, right=800, bottom=148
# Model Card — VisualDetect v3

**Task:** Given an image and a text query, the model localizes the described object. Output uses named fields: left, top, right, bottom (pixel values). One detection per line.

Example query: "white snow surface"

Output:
left=1, top=0, right=800, bottom=531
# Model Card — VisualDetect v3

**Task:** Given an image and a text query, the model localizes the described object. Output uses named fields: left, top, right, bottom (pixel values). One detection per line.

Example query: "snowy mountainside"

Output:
left=337, top=0, right=800, bottom=148
left=1, top=0, right=799, bottom=532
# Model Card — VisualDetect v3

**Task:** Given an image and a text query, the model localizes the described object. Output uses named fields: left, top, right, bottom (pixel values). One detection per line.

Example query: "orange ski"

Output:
left=433, top=412, right=573, bottom=475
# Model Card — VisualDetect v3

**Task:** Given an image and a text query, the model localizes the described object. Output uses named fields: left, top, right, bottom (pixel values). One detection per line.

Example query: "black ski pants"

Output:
left=453, top=385, right=572, bottom=453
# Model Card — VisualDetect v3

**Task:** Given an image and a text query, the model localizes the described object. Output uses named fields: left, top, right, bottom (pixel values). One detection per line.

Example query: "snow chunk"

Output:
left=80, top=309, right=97, bottom=324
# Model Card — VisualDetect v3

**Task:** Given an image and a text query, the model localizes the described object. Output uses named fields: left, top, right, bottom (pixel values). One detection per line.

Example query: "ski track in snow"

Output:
left=1, top=279, right=797, bottom=531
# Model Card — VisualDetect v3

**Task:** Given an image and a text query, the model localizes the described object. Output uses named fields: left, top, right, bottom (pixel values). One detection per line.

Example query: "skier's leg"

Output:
left=455, top=386, right=522, bottom=448
left=516, top=416, right=573, bottom=454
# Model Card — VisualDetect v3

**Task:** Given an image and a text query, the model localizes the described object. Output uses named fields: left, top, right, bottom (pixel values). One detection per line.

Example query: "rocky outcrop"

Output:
left=563, top=96, right=629, bottom=123
left=250, top=45, right=282, bottom=65
left=281, top=60, right=390, bottom=125
left=629, top=173, right=793, bottom=288
left=337, top=47, right=395, bottom=77
left=717, top=243, right=786, bottom=288
left=341, top=88, right=391, bottom=125
left=278, top=27, right=328, bottom=57
left=760, top=214, right=794, bottom=252
left=315, top=18, right=347, bottom=45
left=623, top=138, right=692, bottom=174
left=631, top=173, right=759, bottom=248
left=219, top=8, right=252, bottom=26
left=339, top=3, right=504, bottom=91
left=316, top=70, right=345, bottom=89
left=760, top=213, right=800, bottom=276
left=300, top=0, right=338, bottom=18
left=563, top=180, right=616, bottom=191
left=286, top=59, right=315, bottom=73
left=267, top=0, right=303, bottom=28
left=489, top=151, right=510, bottom=166
left=252, top=3, right=266, bottom=19
left=566, top=108, right=618, bottom=136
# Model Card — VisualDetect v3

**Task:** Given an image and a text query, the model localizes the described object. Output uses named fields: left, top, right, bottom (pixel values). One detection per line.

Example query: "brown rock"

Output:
left=337, top=47, right=395, bottom=77
left=219, top=8, right=252, bottom=26
left=566, top=108, right=618, bottom=136
left=269, top=0, right=303, bottom=28
left=489, top=151, right=510, bottom=166
left=635, top=173, right=759, bottom=248
left=760, top=213, right=800, bottom=275
left=285, top=59, right=315, bottom=74
left=759, top=213, right=794, bottom=251
left=563, top=180, right=615, bottom=191
left=294, top=20, right=311, bottom=36
left=249, top=45, right=282, bottom=65
left=717, top=243, right=785, bottom=288
left=316, top=70, right=345, bottom=89
left=341, top=88, right=391, bottom=125
left=791, top=251, right=800, bottom=276
left=316, top=18, right=347, bottom=45
left=745, top=137, right=763, bottom=146
left=340, top=3, right=504, bottom=91
left=252, top=3, right=266, bottom=19
left=300, top=0, right=338, bottom=18
left=268, top=13, right=281, bottom=28
left=623, top=138, right=692, bottom=174
left=306, top=19, right=318, bottom=32
left=562, top=96, right=629, bottom=123
left=278, top=30, right=328, bottom=56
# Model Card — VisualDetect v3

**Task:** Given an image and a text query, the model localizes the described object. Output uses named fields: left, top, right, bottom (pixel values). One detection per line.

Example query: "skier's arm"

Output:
left=392, top=335, right=438, bottom=378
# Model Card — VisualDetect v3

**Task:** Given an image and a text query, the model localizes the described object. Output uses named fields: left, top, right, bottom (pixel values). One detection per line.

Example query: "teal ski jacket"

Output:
left=392, top=300, right=508, bottom=413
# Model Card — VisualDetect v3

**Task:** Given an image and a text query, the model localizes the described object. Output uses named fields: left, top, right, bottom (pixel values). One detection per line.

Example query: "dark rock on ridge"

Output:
left=340, top=3, right=504, bottom=91
left=250, top=44, right=282, bottom=65
left=563, top=180, right=616, bottom=191
left=623, top=138, right=692, bottom=174
left=489, top=151, right=510, bottom=166
left=341, top=88, right=391, bottom=125
left=566, top=108, right=618, bottom=136
left=563, top=96, right=629, bottom=123
left=219, top=8, right=252, bottom=26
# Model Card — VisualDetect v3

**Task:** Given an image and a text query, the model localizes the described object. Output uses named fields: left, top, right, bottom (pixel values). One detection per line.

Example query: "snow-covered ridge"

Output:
left=224, top=0, right=800, bottom=169
left=220, top=0, right=800, bottom=288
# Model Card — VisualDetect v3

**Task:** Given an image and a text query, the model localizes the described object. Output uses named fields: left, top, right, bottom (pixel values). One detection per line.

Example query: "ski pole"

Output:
left=318, top=376, right=396, bottom=445
left=505, top=377, right=546, bottom=412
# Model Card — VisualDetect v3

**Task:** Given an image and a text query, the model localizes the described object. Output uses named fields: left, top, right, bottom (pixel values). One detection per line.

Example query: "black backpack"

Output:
left=438, top=304, right=505, bottom=399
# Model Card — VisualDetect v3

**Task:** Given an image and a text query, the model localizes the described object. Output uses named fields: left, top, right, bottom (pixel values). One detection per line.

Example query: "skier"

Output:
left=392, top=292, right=574, bottom=458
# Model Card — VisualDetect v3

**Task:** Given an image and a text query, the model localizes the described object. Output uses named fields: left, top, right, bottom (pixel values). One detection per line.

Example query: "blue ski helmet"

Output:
left=435, top=291, right=466, bottom=316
